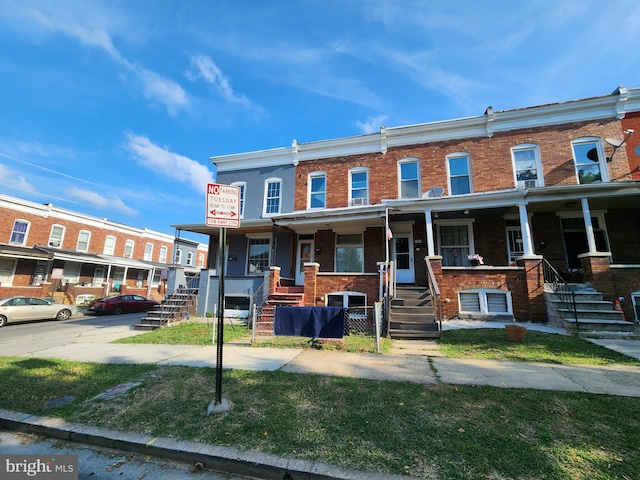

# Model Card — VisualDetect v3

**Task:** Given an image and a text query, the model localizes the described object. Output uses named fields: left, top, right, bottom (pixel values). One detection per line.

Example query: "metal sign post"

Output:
left=206, top=184, right=240, bottom=415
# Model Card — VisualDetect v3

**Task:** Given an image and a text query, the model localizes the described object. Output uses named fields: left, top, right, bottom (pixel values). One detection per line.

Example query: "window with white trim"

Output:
left=263, top=178, right=282, bottom=216
left=349, top=167, right=369, bottom=206
left=571, top=138, right=608, bottom=184
left=186, top=251, right=194, bottom=266
left=103, top=235, right=116, bottom=255
left=398, top=158, right=420, bottom=199
left=511, top=144, right=543, bottom=188
left=174, top=248, right=183, bottom=264
left=124, top=239, right=135, bottom=258
left=437, top=221, right=475, bottom=267
left=447, top=153, right=472, bottom=195
left=159, top=246, right=168, bottom=263
left=144, top=242, right=153, bottom=261
left=198, top=253, right=205, bottom=268
left=232, top=181, right=246, bottom=218
left=308, top=172, right=327, bottom=209
left=76, top=230, right=91, bottom=252
left=10, top=220, right=30, bottom=245
left=326, top=291, right=366, bottom=307
left=459, top=289, right=512, bottom=315
left=247, top=237, right=270, bottom=274
left=48, top=225, right=65, bottom=248
left=335, top=233, right=363, bottom=272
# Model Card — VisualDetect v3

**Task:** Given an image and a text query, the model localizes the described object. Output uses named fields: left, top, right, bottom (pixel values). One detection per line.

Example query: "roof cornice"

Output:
left=211, top=86, right=640, bottom=169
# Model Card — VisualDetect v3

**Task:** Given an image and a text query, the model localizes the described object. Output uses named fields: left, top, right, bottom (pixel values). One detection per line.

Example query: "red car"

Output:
left=87, top=294, right=160, bottom=315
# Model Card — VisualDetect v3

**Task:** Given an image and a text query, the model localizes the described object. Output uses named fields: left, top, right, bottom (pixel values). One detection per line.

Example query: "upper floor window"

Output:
left=263, top=178, right=282, bottom=216
left=572, top=138, right=608, bottom=184
left=48, top=225, right=65, bottom=248
left=247, top=237, right=270, bottom=274
left=103, top=235, right=116, bottom=255
left=308, top=172, right=327, bottom=209
left=174, top=248, right=183, bottom=264
left=76, top=230, right=91, bottom=252
left=144, top=242, right=153, bottom=261
left=186, top=251, right=194, bottom=266
left=398, top=159, right=420, bottom=199
left=231, top=181, right=246, bottom=218
left=124, top=239, right=135, bottom=258
left=159, top=246, right=168, bottom=263
left=349, top=167, right=369, bottom=206
left=335, top=233, right=364, bottom=272
left=447, top=154, right=472, bottom=195
left=10, top=220, right=30, bottom=245
left=511, top=144, right=544, bottom=188
left=198, top=253, right=205, bottom=268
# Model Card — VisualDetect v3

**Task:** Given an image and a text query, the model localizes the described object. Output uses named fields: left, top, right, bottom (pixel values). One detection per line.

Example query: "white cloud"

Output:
left=66, top=187, right=137, bottom=216
left=0, top=163, right=37, bottom=192
left=355, top=115, right=388, bottom=134
left=133, top=65, right=190, bottom=116
left=125, top=133, right=215, bottom=194
left=186, top=54, right=253, bottom=108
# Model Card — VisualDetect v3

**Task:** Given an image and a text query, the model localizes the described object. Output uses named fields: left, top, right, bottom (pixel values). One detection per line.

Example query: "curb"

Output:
left=0, top=408, right=405, bottom=480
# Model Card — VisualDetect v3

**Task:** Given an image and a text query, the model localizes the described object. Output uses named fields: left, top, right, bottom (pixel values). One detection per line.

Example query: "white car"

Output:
left=0, top=296, right=77, bottom=327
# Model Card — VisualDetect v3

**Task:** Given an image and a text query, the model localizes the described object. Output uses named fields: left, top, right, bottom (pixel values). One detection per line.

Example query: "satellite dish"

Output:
left=605, top=138, right=626, bottom=148
left=424, top=187, right=445, bottom=198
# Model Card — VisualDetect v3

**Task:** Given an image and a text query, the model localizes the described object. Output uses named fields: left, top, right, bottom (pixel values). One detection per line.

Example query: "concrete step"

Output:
left=563, top=318, right=636, bottom=333
left=390, top=306, right=436, bottom=315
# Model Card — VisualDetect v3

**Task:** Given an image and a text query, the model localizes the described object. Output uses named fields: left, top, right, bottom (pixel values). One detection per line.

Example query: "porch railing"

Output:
left=541, top=258, right=579, bottom=335
left=425, top=259, right=443, bottom=332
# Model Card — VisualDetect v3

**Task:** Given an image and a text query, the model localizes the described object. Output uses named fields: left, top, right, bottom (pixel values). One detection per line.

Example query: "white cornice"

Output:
left=211, top=86, right=640, bottom=170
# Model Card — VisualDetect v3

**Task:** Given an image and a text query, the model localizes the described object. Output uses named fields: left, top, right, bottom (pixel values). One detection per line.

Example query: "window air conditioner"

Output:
left=350, top=198, right=368, bottom=206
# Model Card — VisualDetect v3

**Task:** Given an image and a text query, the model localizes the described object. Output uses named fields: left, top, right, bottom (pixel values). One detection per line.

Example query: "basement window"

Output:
left=459, top=289, right=512, bottom=315
left=224, top=295, right=251, bottom=319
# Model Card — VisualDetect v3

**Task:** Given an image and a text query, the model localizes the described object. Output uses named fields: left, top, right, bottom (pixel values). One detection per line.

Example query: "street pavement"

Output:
left=2, top=319, right=640, bottom=479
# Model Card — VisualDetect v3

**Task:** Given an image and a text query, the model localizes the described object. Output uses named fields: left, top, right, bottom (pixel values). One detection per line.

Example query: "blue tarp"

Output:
left=274, top=306, right=345, bottom=338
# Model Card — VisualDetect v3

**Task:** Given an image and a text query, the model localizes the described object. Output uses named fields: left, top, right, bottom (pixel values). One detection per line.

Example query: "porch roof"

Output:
left=0, top=243, right=52, bottom=260
left=35, top=246, right=153, bottom=270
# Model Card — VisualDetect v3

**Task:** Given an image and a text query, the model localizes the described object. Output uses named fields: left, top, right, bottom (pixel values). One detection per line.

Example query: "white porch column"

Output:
left=518, top=203, right=534, bottom=256
left=424, top=209, right=436, bottom=257
left=581, top=197, right=598, bottom=253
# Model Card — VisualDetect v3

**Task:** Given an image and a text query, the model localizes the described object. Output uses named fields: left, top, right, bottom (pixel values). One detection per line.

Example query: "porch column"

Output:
left=424, top=209, right=436, bottom=257
left=581, top=198, right=598, bottom=253
left=518, top=255, right=546, bottom=321
left=268, top=266, right=281, bottom=295
left=303, top=262, right=319, bottom=306
left=517, top=203, right=534, bottom=256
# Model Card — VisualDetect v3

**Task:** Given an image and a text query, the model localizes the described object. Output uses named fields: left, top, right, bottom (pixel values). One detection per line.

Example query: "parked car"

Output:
left=0, top=296, right=77, bottom=327
left=87, top=294, right=160, bottom=315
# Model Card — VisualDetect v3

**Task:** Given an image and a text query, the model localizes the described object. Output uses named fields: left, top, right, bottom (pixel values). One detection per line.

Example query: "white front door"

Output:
left=393, top=233, right=415, bottom=284
left=0, top=258, right=16, bottom=286
left=295, top=239, right=314, bottom=285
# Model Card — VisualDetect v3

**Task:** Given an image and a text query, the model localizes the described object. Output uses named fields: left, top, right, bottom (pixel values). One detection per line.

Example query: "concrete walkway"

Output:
left=2, top=321, right=640, bottom=479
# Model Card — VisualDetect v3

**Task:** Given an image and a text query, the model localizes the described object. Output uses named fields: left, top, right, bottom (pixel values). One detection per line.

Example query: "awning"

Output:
left=0, top=243, right=52, bottom=260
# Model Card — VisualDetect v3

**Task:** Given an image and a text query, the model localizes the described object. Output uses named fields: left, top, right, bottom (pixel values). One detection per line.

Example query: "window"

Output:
left=572, top=138, right=608, bottom=184
left=263, top=178, right=282, bottom=216
left=505, top=218, right=524, bottom=266
left=144, top=242, right=153, bottom=261
left=48, top=225, right=65, bottom=248
left=459, top=289, right=512, bottom=315
left=399, top=159, right=420, bottom=199
left=326, top=291, right=366, bottom=307
left=174, top=248, right=183, bottom=264
left=335, top=233, right=363, bottom=272
left=198, top=253, right=205, bottom=268
left=447, top=154, right=472, bottom=195
left=437, top=222, right=474, bottom=266
left=232, top=181, right=246, bottom=218
left=159, top=246, right=168, bottom=263
left=10, top=220, right=29, bottom=245
left=308, top=172, right=327, bottom=209
left=103, top=235, right=116, bottom=255
left=76, top=230, right=91, bottom=252
left=349, top=167, right=369, bottom=206
left=247, top=238, right=270, bottom=274
left=124, top=240, right=135, bottom=258
left=512, top=144, right=543, bottom=188
left=186, top=251, right=194, bottom=266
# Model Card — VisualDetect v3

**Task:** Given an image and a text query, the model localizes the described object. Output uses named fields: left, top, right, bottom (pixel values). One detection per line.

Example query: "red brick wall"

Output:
left=293, top=119, right=632, bottom=209
left=611, top=266, right=640, bottom=321
left=622, top=111, right=640, bottom=180
left=315, top=274, right=379, bottom=306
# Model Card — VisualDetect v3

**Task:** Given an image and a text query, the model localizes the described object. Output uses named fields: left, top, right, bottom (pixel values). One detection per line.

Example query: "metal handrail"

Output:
left=425, top=259, right=443, bottom=333
left=541, top=259, right=579, bottom=335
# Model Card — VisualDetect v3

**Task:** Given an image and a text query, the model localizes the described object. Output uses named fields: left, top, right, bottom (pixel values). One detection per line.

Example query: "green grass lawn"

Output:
left=3, top=326, right=640, bottom=479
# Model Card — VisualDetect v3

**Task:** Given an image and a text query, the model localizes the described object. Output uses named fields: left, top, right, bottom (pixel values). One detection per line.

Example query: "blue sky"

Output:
left=1, top=1, right=640, bottom=241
